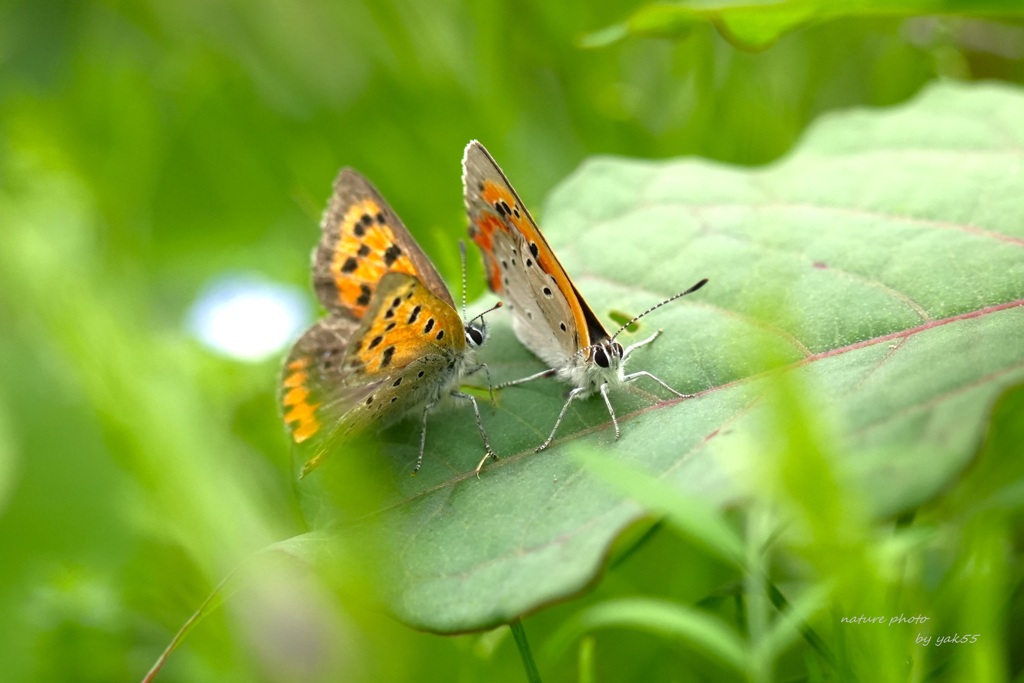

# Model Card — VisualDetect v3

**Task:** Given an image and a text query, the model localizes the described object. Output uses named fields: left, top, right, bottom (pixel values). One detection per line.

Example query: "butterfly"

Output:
left=280, top=167, right=497, bottom=477
left=463, top=140, right=707, bottom=453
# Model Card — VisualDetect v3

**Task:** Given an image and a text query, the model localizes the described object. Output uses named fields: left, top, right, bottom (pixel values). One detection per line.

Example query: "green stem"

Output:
left=767, top=580, right=835, bottom=669
left=510, top=618, right=542, bottom=683
left=578, top=636, right=595, bottom=683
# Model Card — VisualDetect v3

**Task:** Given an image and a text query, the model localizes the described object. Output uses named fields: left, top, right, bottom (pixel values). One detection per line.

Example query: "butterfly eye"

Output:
left=613, top=342, right=624, bottom=358
left=593, top=345, right=610, bottom=368
left=466, top=323, right=486, bottom=348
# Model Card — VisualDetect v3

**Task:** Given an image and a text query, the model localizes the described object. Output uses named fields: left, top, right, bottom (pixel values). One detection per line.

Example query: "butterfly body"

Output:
left=463, top=140, right=706, bottom=452
left=282, top=168, right=494, bottom=477
left=560, top=339, right=626, bottom=395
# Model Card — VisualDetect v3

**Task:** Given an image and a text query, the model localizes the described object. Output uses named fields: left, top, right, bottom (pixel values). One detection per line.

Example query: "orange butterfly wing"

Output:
left=314, top=168, right=454, bottom=320
left=282, top=272, right=469, bottom=476
left=284, top=168, right=473, bottom=475
left=344, top=272, right=467, bottom=379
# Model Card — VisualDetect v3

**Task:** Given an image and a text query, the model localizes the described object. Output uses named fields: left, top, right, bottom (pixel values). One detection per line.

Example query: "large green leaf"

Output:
left=302, top=81, right=1024, bottom=633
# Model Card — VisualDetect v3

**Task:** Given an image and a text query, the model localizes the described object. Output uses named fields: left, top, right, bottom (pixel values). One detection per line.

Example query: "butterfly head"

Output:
left=566, top=337, right=628, bottom=394
left=591, top=339, right=625, bottom=370
left=465, top=319, right=487, bottom=349
left=463, top=300, right=502, bottom=350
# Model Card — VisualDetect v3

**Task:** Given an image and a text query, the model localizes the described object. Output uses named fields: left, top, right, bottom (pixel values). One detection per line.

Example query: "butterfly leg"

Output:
left=623, top=370, right=695, bottom=399
left=621, top=329, right=662, bottom=360
left=496, top=367, right=557, bottom=390
left=536, top=386, right=587, bottom=452
left=599, top=382, right=621, bottom=440
left=465, top=363, right=496, bottom=408
left=412, top=400, right=439, bottom=475
left=451, top=391, right=499, bottom=476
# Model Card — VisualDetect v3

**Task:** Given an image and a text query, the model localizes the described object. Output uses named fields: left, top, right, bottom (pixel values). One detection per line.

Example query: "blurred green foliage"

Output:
left=584, top=1, right=1024, bottom=51
left=1, top=0, right=1023, bottom=681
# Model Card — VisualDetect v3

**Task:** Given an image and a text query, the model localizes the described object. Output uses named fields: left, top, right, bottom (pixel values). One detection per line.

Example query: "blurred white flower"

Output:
left=188, top=274, right=311, bottom=362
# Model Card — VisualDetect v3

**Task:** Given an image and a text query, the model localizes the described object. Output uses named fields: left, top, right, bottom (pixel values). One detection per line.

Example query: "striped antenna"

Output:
left=609, top=278, right=708, bottom=341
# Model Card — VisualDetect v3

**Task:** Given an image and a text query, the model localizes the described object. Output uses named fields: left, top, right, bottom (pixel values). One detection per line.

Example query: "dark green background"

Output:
left=2, top=1, right=1023, bottom=681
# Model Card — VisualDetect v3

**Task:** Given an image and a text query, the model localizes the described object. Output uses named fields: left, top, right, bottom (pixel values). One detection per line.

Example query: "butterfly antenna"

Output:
left=459, top=240, right=470, bottom=322
left=610, top=278, right=708, bottom=341
left=573, top=344, right=595, bottom=363
left=459, top=239, right=504, bottom=326
left=468, top=300, right=503, bottom=327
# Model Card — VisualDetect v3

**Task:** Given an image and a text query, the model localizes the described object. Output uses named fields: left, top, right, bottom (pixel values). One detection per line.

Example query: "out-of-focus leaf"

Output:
left=545, top=597, right=749, bottom=674
left=584, top=1, right=1024, bottom=50
left=572, top=448, right=746, bottom=568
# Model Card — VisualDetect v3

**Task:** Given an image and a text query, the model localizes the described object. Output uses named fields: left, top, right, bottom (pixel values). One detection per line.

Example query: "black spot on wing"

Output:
left=356, top=284, right=372, bottom=306
left=355, top=215, right=371, bottom=236
left=384, top=244, right=403, bottom=266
